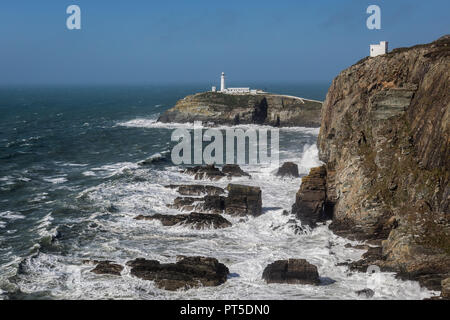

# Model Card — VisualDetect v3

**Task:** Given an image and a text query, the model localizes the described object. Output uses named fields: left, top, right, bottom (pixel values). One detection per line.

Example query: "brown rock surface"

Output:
left=314, top=35, right=450, bottom=290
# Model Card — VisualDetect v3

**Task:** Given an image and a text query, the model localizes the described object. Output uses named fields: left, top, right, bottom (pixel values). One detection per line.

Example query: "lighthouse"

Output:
left=220, top=72, right=226, bottom=92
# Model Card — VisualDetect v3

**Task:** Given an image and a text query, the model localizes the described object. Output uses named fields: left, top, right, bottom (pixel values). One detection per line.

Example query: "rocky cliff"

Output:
left=158, top=92, right=323, bottom=127
left=296, top=36, right=450, bottom=291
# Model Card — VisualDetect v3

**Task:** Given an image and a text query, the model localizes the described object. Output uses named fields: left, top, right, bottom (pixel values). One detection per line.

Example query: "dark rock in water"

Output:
left=222, top=164, right=251, bottom=178
left=185, top=165, right=225, bottom=180
left=157, top=91, right=323, bottom=127
left=276, top=162, right=299, bottom=178
left=225, top=184, right=262, bottom=217
left=344, top=243, right=370, bottom=250
left=291, top=166, right=333, bottom=228
left=90, top=261, right=124, bottom=276
left=166, top=184, right=225, bottom=196
left=126, top=256, right=229, bottom=291
left=134, top=212, right=232, bottom=229
left=202, top=195, right=226, bottom=214
left=167, top=196, right=198, bottom=211
left=262, top=259, right=320, bottom=285
left=356, top=288, right=375, bottom=298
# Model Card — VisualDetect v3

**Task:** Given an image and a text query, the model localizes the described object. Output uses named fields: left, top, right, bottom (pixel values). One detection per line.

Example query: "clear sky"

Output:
left=0, top=0, right=448, bottom=85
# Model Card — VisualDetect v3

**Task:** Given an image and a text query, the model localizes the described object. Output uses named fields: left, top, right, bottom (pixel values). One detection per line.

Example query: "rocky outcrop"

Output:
left=222, top=164, right=251, bottom=178
left=185, top=165, right=225, bottom=180
left=291, top=166, right=333, bottom=227
left=158, top=92, right=323, bottom=127
left=225, top=184, right=262, bottom=217
left=314, top=35, right=450, bottom=290
left=262, top=259, right=320, bottom=285
left=183, top=164, right=251, bottom=180
left=165, top=184, right=225, bottom=196
left=135, top=212, right=232, bottom=229
left=276, top=162, right=299, bottom=178
left=441, top=278, right=450, bottom=298
left=127, top=256, right=229, bottom=291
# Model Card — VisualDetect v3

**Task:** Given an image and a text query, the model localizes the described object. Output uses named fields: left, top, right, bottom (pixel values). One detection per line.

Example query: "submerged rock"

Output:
left=90, top=261, right=124, bottom=276
left=225, top=184, right=262, bottom=217
left=134, top=212, right=232, bottom=229
left=276, top=162, right=299, bottom=178
left=127, top=256, right=229, bottom=291
left=262, top=259, right=320, bottom=285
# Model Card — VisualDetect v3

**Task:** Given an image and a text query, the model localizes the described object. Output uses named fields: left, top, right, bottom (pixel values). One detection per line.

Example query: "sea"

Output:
left=0, top=84, right=437, bottom=300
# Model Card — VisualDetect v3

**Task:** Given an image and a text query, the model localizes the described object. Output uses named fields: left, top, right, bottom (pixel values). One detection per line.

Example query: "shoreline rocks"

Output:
left=183, top=164, right=251, bottom=180
left=262, top=259, right=320, bottom=285
left=90, top=261, right=124, bottom=276
left=127, top=256, right=230, bottom=291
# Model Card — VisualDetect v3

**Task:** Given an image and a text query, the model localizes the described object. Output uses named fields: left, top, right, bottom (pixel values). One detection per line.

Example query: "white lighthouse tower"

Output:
left=220, top=72, right=226, bottom=92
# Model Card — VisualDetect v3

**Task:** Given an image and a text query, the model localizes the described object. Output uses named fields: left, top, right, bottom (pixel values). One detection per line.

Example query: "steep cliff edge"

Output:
left=158, top=92, right=322, bottom=127
left=300, top=36, right=450, bottom=291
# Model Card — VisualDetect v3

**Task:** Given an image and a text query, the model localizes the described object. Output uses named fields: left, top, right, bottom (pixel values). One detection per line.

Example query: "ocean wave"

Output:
left=116, top=118, right=320, bottom=134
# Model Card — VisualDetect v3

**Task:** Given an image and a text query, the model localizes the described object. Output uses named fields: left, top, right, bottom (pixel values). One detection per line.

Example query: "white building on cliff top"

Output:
left=370, top=41, right=388, bottom=57
left=212, top=72, right=261, bottom=95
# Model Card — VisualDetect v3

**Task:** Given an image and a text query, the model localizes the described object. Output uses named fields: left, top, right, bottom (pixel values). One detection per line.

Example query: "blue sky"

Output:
left=0, top=0, right=448, bottom=85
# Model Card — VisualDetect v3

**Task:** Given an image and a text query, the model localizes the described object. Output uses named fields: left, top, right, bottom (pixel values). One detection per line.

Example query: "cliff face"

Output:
left=316, top=36, right=449, bottom=289
left=158, top=92, right=322, bottom=127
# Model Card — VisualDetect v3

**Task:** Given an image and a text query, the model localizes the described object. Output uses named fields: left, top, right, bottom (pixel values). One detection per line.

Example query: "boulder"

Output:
left=90, top=261, right=124, bottom=276
left=262, top=259, right=320, bottom=285
left=166, top=184, right=225, bottom=196
left=134, top=212, right=232, bottom=229
left=222, top=164, right=251, bottom=178
left=185, top=165, right=225, bottom=180
left=291, top=166, right=333, bottom=228
left=127, top=256, right=229, bottom=291
left=225, top=184, right=262, bottom=217
left=276, top=162, right=299, bottom=177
